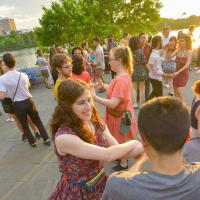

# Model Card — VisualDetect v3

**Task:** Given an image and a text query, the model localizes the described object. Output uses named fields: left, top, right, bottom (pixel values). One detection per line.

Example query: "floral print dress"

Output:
left=49, top=125, right=107, bottom=200
left=132, top=49, right=149, bottom=82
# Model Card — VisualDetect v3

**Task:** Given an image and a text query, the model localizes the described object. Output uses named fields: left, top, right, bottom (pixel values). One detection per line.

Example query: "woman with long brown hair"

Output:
left=172, top=34, right=192, bottom=100
left=92, top=46, right=137, bottom=171
left=49, top=79, right=143, bottom=200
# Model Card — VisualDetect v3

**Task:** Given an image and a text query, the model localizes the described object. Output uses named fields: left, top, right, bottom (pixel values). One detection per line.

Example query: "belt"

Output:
left=13, top=98, right=32, bottom=104
left=62, top=168, right=106, bottom=192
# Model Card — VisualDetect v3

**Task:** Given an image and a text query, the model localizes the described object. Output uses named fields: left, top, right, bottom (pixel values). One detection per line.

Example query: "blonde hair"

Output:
left=163, top=26, right=171, bottom=32
left=111, top=46, right=133, bottom=75
left=192, top=80, right=200, bottom=95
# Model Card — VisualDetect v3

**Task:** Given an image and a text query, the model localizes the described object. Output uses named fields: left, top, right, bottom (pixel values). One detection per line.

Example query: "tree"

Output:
left=35, top=0, right=162, bottom=46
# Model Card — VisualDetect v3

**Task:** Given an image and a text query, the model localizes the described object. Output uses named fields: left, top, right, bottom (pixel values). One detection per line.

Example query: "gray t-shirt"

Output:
left=36, top=56, right=49, bottom=71
left=102, top=163, right=200, bottom=200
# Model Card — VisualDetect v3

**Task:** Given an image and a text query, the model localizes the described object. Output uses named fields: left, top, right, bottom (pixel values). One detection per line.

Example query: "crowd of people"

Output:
left=0, top=25, right=200, bottom=199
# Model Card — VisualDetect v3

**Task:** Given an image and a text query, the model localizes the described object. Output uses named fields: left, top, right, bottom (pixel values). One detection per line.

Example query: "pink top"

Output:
left=105, top=74, right=136, bottom=143
left=72, top=71, right=90, bottom=83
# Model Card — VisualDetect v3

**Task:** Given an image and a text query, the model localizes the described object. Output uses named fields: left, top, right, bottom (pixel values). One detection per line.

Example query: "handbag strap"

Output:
left=109, top=76, right=130, bottom=111
left=12, top=73, right=21, bottom=101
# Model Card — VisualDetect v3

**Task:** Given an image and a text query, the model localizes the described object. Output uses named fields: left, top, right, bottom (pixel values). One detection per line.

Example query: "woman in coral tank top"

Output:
left=92, top=46, right=136, bottom=171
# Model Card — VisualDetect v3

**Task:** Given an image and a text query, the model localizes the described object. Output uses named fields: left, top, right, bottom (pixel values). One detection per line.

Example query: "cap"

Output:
left=108, top=33, right=113, bottom=38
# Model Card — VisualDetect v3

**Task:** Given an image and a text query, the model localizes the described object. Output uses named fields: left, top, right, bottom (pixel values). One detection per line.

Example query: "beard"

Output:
left=61, top=69, right=72, bottom=79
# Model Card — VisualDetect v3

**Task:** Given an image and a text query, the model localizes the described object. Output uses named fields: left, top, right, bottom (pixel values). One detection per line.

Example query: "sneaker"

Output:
left=44, top=139, right=51, bottom=146
left=165, top=84, right=170, bottom=88
left=22, top=134, right=27, bottom=142
left=30, top=142, right=37, bottom=148
left=112, top=164, right=128, bottom=172
left=35, top=132, right=41, bottom=140
left=112, top=159, right=121, bottom=164
left=168, top=93, right=173, bottom=96
left=133, top=104, right=139, bottom=109
left=6, top=118, right=14, bottom=122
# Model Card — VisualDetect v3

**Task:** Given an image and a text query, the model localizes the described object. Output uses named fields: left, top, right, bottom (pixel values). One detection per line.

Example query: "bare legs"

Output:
left=133, top=81, right=144, bottom=108
left=44, top=77, right=51, bottom=89
left=173, top=86, right=183, bottom=100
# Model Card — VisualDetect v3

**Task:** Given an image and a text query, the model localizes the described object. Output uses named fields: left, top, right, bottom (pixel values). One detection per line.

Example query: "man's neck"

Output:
left=57, top=74, right=68, bottom=82
left=150, top=151, right=184, bottom=175
left=163, top=35, right=169, bottom=39
left=9, top=68, right=16, bottom=71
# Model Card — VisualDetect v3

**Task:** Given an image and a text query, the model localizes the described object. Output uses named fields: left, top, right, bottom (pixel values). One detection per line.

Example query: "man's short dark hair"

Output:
left=93, top=37, right=100, bottom=43
left=81, top=41, right=87, bottom=49
left=55, top=44, right=60, bottom=48
left=138, top=97, right=190, bottom=154
left=139, top=32, right=146, bottom=38
left=3, top=53, right=16, bottom=68
left=72, top=46, right=84, bottom=56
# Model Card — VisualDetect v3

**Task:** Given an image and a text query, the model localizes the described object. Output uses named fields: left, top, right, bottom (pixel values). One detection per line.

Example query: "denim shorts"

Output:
left=162, top=60, right=176, bottom=74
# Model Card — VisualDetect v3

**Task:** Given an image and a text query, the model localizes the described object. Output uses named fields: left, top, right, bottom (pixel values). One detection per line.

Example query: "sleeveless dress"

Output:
left=173, top=56, right=188, bottom=87
left=105, top=74, right=136, bottom=143
left=132, top=49, right=149, bottom=82
left=49, top=125, right=107, bottom=200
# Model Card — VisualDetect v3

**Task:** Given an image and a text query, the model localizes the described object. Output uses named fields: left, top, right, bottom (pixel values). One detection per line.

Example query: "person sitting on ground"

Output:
left=52, top=54, right=72, bottom=101
left=182, top=80, right=200, bottom=162
left=49, top=79, right=144, bottom=199
left=72, top=56, right=90, bottom=83
left=36, top=50, right=51, bottom=89
left=102, top=96, right=200, bottom=200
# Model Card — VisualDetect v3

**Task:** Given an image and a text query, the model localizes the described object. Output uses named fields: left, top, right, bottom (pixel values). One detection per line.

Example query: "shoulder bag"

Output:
left=2, top=73, right=21, bottom=114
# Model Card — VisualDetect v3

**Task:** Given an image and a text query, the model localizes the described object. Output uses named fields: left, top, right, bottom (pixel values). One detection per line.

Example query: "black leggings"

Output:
left=13, top=98, right=49, bottom=145
left=148, top=78, right=163, bottom=100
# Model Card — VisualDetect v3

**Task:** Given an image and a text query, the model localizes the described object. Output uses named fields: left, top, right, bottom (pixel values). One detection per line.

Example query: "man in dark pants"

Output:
left=137, top=33, right=151, bottom=102
left=0, top=53, right=50, bottom=147
left=147, top=36, right=174, bottom=100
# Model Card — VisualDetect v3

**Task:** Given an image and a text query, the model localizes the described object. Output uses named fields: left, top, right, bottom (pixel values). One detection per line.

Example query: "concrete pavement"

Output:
left=0, top=71, right=199, bottom=200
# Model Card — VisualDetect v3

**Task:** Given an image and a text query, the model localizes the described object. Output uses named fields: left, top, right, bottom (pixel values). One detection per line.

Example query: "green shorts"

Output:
left=41, top=69, right=49, bottom=78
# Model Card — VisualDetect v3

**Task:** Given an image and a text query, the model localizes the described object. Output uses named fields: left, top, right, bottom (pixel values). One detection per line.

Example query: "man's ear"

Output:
left=185, top=128, right=192, bottom=144
left=138, top=132, right=148, bottom=148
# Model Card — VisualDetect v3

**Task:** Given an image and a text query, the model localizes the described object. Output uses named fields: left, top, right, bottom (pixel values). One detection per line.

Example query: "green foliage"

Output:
left=0, top=31, right=37, bottom=52
left=157, top=15, right=200, bottom=31
left=35, top=0, right=162, bottom=46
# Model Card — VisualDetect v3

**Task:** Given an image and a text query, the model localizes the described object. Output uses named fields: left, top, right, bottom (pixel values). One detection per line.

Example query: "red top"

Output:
left=72, top=71, right=90, bottom=83
left=50, top=125, right=107, bottom=199
left=142, top=43, right=151, bottom=64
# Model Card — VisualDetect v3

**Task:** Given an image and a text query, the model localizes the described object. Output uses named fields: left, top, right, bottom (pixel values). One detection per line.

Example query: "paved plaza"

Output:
left=0, top=71, right=199, bottom=200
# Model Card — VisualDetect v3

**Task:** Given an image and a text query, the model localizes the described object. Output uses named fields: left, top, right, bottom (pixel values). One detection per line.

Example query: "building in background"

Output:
left=0, top=18, right=16, bottom=35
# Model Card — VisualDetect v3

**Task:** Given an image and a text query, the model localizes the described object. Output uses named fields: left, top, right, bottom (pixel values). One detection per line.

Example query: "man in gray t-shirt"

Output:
left=102, top=163, right=200, bottom=200
left=102, top=97, right=200, bottom=200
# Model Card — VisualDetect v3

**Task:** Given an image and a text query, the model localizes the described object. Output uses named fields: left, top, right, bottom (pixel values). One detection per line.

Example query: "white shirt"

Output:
left=148, top=49, right=163, bottom=82
left=162, top=35, right=171, bottom=47
left=0, top=70, right=32, bottom=102
left=36, top=56, right=49, bottom=71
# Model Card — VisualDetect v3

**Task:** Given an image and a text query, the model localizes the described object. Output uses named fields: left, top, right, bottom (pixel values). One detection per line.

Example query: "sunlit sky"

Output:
left=0, top=0, right=199, bottom=29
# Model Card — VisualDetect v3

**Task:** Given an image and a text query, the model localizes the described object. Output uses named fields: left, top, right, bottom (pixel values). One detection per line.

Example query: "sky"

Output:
left=0, top=0, right=199, bottom=30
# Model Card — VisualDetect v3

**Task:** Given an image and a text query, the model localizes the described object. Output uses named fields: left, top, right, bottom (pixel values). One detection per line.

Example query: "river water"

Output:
left=0, top=27, right=199, bottom=69
left=0, top=48, right=37, bottom=69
